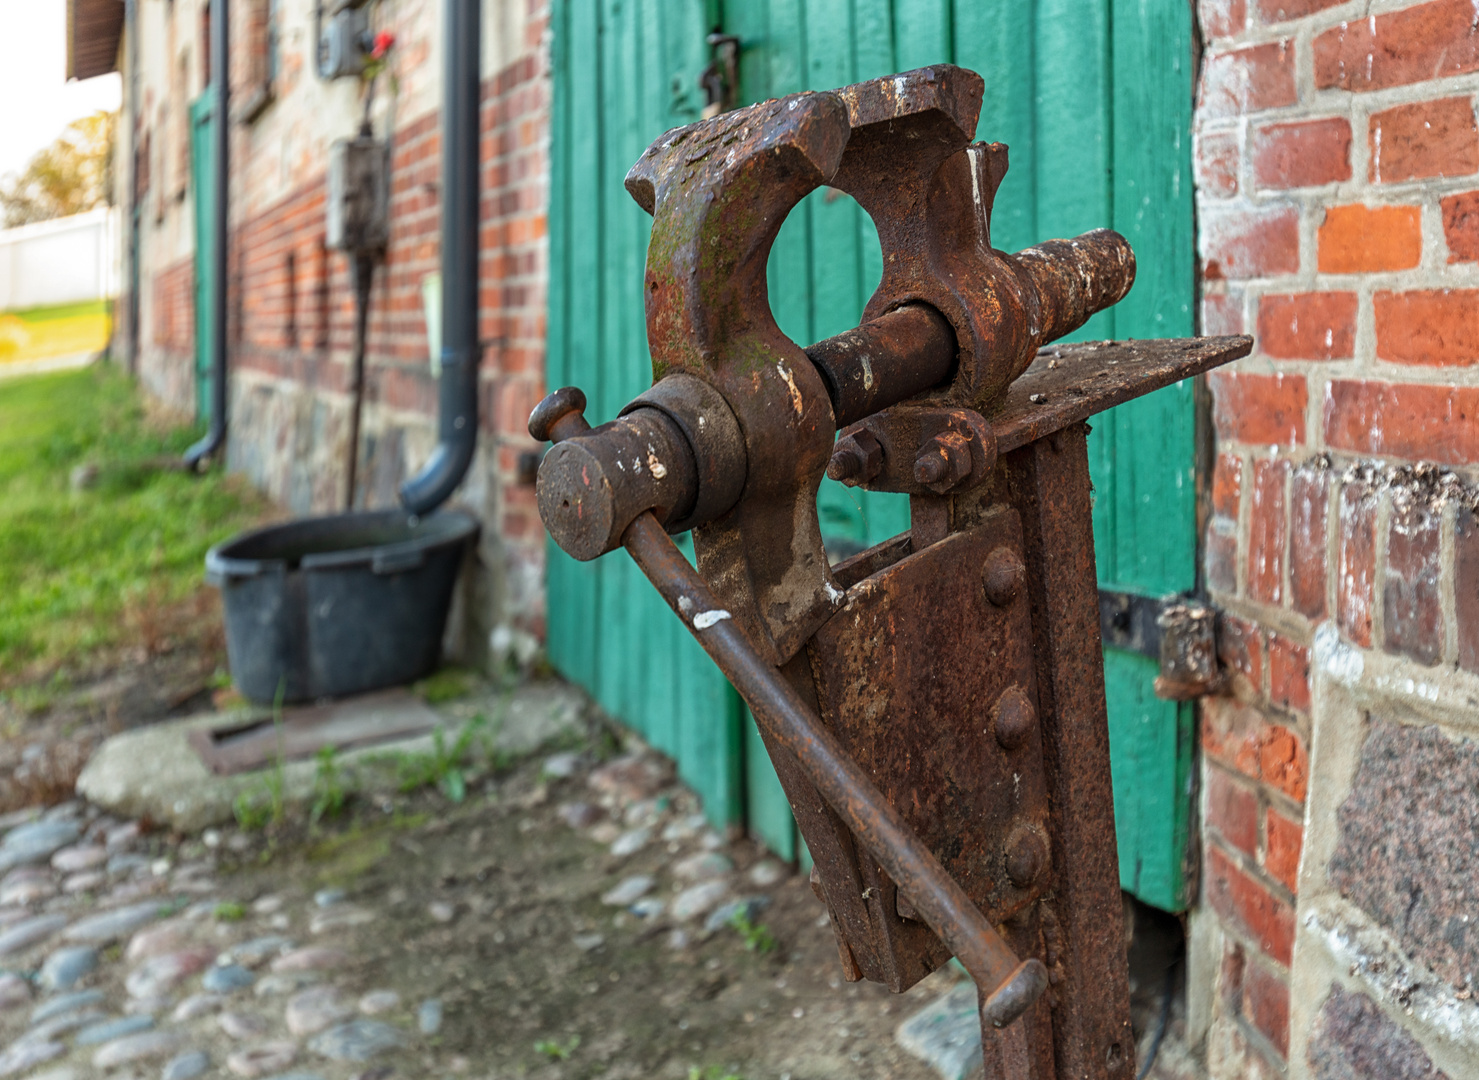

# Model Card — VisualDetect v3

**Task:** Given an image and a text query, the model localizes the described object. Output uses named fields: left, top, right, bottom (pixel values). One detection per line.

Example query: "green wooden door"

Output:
left=548, top=0, right=1196, bottom=908
left=190, top=88, right=218, bottom=424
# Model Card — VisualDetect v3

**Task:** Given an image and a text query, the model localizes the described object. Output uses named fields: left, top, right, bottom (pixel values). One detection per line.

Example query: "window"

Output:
left=239, top=0, right=279, bottom=122
left=174, top=53, right=189, bottom=201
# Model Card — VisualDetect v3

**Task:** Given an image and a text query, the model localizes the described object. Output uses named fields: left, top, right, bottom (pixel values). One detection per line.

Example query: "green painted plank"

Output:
left=954, top=0, right=1036, bottom=253
left=744, top=707, right=796, bottom=859
left=592, top=0, right=640, bottom=736
left=1104, top=649, right=1194, bottom=911
left=1034, top=0, right=1112, bottom=343
left=547, top=0, right=605, bottom=693
left=1092, top=0, right=1198, bottom=911
left=1095, top=0, right=1196, bottom=596
left=891, top=0, right=950, bottom=69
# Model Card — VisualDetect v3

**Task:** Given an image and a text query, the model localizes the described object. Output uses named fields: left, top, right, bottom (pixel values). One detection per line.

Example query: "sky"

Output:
left=0, top=0, right=122, bottom=181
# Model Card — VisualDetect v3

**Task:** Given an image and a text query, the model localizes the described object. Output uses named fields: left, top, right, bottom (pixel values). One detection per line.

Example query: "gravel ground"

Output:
left=0, top=723, right=959, bottom=1080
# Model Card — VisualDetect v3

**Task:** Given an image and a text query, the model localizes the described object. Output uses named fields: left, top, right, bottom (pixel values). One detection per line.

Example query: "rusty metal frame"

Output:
left=529, top=62, right=1254, bottom=1078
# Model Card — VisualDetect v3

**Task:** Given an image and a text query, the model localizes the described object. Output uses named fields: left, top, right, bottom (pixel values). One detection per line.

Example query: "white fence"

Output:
left=0, top=207, right=119, bottom=312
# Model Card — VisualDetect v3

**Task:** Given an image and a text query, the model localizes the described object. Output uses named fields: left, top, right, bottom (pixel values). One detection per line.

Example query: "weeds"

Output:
left=413, top=667, right=478, bottom=705
left=534, top=1035, right=580, bottom=1060
left=392, top=715, right=489, bottom=803
left=728, top=909, right=777, bottom=955
left=232, top=685, right=288, bottom=831
left=310, top=746, right=352, bottom=824
left=213, top=901, right=246, bottom=921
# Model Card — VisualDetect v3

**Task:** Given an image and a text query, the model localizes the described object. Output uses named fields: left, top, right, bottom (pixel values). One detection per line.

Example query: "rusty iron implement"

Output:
left=530, top=64, right=1251, bottom=1079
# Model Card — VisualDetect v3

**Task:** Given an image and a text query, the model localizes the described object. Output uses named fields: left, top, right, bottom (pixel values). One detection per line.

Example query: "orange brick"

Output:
left=1211, top=371, right=1308, bottom=446
left=1268, top=634, right=1311, bottom=713
left=1202, top=698, right=1309, bottom=802
left=1443, top=190, right=1479, bottom=263
left=1206, top=846, right=1296, bottom=965
left=1375, top=289, right=1479, bottom=367
left=1369, top=97, right=1479, bottom=184
left=1257, top=292, right=1357, bottom=360
left=1317, top=204, right=1422, bottom=273
left=1264, top=806, right=1304, bottom=893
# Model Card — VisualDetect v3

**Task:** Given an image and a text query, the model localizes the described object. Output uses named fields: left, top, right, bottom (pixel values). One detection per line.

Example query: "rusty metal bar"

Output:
left=620, top=510, right=1049, bottom=1028
left=806, top=303, right=957, bottom=427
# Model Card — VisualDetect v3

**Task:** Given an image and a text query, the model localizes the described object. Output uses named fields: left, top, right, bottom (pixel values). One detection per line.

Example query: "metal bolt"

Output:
left=914, top=430, right=973, bottom=493
left=982, top=546, right=1026, bottom=607
left=914, top=449, right=948, bottom=485
left=827, top=430, right=883, bottom=485
left=1005, top=825, right=1049, bottom=887
left=993, top=685, right=1038, bottom=750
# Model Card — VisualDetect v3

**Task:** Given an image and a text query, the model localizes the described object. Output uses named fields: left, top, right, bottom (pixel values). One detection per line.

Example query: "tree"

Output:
left=0, top=111, right=117, bottom=229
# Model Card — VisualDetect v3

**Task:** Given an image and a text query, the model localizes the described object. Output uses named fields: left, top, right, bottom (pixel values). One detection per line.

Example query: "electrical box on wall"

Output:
left=326, top=136, right=390, bottom=254
left=317, top=7, right=369, bottom=79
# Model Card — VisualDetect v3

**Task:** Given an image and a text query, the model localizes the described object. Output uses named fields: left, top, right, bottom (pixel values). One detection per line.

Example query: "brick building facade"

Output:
left=118, top=0, right=550, bottom=663
left=1193, top=0, right=1479, bottom=1075
left=85, top=0, right=1479, bottom=1073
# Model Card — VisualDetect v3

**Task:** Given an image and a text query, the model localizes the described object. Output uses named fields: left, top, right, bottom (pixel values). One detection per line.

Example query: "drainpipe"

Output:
left=124, top=0, right=140, bottom=375
left=399, top=0, right=479, bottom=515
left=184, top=0, right=229, bottom=469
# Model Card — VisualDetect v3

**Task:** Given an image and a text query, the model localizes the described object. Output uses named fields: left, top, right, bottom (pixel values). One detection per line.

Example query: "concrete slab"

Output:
left=76, top=679, right=590, bottom=832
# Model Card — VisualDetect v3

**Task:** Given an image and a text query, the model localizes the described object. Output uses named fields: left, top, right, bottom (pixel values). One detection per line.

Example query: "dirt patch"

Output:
left=217, top=750, right=950, bottom=1079
left=0, top=588, right=228, bottom=813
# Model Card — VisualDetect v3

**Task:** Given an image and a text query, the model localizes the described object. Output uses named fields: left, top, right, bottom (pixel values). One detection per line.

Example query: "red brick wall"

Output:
left=152, top=258, right=193, bottom=358
left=218, top=34, right=550, bottom=644
left=1195, top=0, right=1479, bottom=1075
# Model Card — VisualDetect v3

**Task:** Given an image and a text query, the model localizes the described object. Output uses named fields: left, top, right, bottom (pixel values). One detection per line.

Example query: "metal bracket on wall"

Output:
left=1098, top=590, right=1222, bottom=700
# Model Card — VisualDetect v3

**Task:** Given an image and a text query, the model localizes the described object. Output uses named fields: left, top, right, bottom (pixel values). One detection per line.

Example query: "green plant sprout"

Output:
left=534, top=1034, right=580, bottom=1060
left=232, top=681, right=288, bottom=830
left=728, top=908, right=777, bottom=954
left=310, top=745, right=352, bottom=824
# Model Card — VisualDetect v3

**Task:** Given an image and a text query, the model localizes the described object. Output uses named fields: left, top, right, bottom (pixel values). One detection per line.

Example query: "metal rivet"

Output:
left=981, top=546, right=1025, bottom=607
left=993, top=686, right=1038, bottom=750
left=1005, top=825, right=1049, bottom=887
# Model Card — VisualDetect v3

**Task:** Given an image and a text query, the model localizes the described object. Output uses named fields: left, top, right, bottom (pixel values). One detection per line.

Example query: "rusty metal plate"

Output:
left=809, top=507, right=1050, bottom=939
left=990, top=335, right=1252, bottom=453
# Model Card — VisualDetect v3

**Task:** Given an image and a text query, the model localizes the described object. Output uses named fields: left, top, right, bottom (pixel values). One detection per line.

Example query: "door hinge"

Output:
left=1098, top=590, right=1222, bottom=700
left=700, top=33, right=740, bottom=119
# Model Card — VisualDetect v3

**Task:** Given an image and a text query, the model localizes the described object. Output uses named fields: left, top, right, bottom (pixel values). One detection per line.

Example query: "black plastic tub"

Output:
left=206, top=509, right=480, bottom=704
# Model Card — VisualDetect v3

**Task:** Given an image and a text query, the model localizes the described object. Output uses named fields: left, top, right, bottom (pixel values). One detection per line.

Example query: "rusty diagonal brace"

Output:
left=530, top=393, right=1048, bottom=1027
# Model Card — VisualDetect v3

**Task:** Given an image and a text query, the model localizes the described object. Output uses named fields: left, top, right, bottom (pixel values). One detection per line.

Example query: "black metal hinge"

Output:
left=1098, top=590, right=1221, bottom=700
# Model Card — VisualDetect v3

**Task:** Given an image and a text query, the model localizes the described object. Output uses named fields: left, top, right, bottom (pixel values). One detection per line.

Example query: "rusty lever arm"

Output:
left=530, top=390, right=1050, bottom=1029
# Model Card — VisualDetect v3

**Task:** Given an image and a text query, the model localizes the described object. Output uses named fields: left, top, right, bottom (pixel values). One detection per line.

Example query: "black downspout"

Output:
left=184, top=0, right=229, bottom=469
left=343, top=252, right=375, bottom=509
left=124, top=0, right=140, bottom=375
left=399, top=0, right=480, bottom=515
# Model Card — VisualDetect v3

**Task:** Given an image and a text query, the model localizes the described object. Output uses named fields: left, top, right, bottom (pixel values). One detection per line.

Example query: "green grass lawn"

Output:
left=0, top=364, right=269, bottom=686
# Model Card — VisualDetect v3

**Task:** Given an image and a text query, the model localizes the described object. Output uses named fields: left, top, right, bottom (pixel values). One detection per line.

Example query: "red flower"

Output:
left=370, top=31, right=396, bottom=59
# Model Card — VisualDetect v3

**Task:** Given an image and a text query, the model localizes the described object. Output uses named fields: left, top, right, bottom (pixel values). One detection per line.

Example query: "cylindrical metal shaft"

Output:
left=621, top=511, right=1049, bottom=1028
left=1013, top=228, right=1136, bottom=353
left=806, top=303, right=957, bottom=428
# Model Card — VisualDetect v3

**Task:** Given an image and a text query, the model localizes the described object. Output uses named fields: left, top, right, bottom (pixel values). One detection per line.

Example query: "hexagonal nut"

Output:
left=915, top=430, right=973, bottom=494
left=827, top=429, right=884, bottom=485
